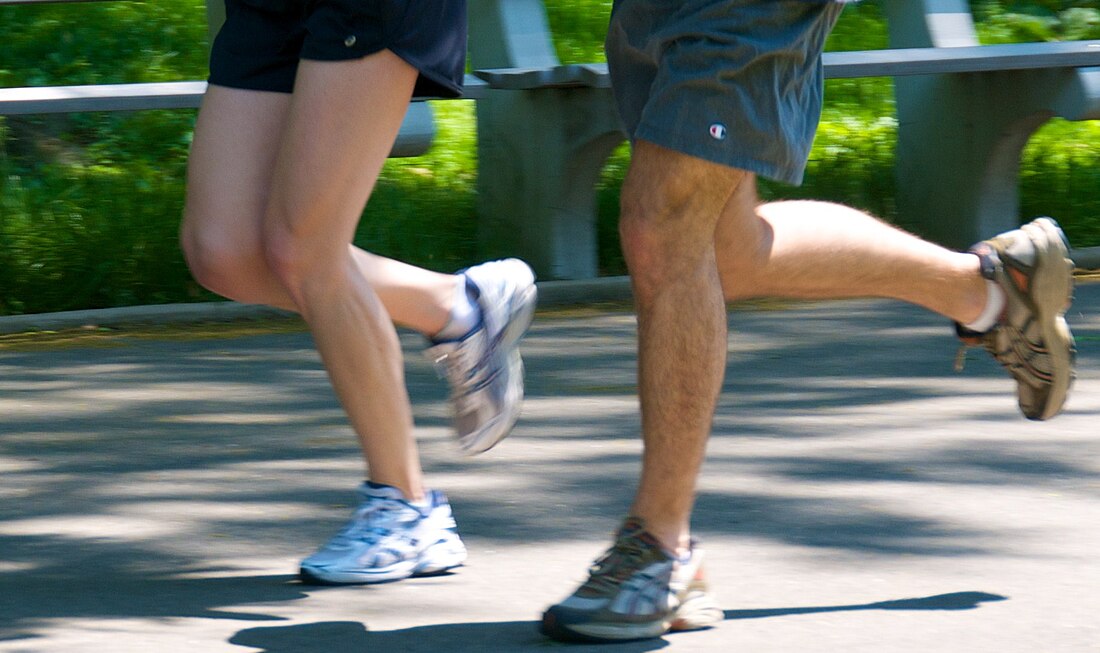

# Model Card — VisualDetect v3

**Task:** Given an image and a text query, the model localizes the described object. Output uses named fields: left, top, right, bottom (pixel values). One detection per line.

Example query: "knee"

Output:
left=180, top=215, right=266, bottom=302
left=618, top=173, right=710, bottom=291
left=180, top=218, right=235, bottom=296
left=260, top=215, right=337, bottom=309
left=260, top=220, right=303, bottom=302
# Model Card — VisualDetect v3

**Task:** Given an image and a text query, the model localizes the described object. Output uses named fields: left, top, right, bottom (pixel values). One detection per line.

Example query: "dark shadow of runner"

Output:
left=229, top=592, right=1005, bottom=652
left=724, top=591, right=1007, bottom=620
left=230, top=620, right=670, bottom=652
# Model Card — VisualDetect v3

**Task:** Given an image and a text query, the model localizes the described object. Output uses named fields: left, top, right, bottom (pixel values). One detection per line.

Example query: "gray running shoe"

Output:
left=426, top=258, right=537, bottom=454
left=540, top=518, right=723, bottom=643
left=299, top=482, right=467, bottom=584
left=955, top=217, right=1076, bottom=420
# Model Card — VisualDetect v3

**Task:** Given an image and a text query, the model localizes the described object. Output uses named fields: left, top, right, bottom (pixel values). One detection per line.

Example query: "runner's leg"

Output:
left=713, top=175, right=989, bottom=324
left=181, top=84, right=460, bottom=337
left=260, top=51, right=423, bottom=497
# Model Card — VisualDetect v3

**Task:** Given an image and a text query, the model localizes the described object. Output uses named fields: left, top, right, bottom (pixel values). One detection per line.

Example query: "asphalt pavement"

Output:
left=1, top=281, right=1098, bottom=652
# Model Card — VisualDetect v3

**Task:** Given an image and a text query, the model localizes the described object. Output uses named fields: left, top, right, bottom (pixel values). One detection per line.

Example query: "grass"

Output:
left=1, top=0, right=1098, bottom=314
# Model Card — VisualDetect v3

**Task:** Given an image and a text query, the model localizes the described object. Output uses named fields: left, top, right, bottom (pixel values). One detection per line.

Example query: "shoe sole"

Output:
left=1020, top=217, right=1076, bottom=420
left=299, top=538, right=467, bottom=585
left=499, top=273, right=537, bottom=349
left=460, top=261, right=537, bottom=454
left=540, top=610, right=671, bottom=643
left=540, top=587, right=722, bottom=643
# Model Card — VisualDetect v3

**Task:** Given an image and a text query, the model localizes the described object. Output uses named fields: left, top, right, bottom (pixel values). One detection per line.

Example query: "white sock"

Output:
left=963, top=280, right=1006, bottom=333
left=433, top=276, right=480, bottom=341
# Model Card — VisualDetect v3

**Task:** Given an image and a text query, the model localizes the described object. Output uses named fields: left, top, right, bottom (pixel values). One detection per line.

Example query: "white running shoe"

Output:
left=299, top=482, right=467, bottom=584
left=426, top=258, right=537, bottom=454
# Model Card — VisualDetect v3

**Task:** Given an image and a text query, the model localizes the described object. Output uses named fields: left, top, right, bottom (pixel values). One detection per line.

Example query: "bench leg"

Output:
left=894, top=72, right=1067, bottom=249
left=476, top=87, right=625, bottom=280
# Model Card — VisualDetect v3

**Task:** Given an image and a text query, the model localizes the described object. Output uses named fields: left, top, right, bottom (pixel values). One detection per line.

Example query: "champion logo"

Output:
left=708, top=123, right=727, bottom=140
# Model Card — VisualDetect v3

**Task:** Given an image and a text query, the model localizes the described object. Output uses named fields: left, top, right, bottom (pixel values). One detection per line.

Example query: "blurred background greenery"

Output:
left=0, top=0, right=1098, bottom=314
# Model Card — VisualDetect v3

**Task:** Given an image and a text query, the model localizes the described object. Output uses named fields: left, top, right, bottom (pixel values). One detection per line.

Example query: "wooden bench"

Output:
left=4, top=0, right=1099, bottom=275
left=0, top=0, right=487, bottom=157
left=468, top=0, right=1100, bottom=278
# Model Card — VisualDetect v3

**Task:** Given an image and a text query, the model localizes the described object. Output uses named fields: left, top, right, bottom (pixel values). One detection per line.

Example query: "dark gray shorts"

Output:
left=208, top=0, right=466, bottom=98
left=605, top=0, right=845, bottom=185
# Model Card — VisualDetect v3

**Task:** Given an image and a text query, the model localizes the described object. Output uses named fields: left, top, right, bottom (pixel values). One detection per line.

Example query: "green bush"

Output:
left=1, top=0, right=1099, bottom=314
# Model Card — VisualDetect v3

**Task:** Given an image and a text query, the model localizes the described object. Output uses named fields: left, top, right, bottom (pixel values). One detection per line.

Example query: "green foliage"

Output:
left=1020, top=120, right=1100, bottom=246
left=354, top=101, right=480, bottom=271
left=1, top=0, right=1099, bottom=313
left=544, top=0, right=613, bottom=64
left=0, top=110, right=196, bottom=313
left=972, top=0, right=1100, bottom=42
left=0, top=0, right=209, bottom=87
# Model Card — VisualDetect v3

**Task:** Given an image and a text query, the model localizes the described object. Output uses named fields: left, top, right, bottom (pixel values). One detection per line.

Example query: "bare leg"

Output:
left=715, top=175, right=988, bottom=325
left=617, top=140, right=744, bottom=554
left=621, top=143, right=994, bottom=554
left=181, top=85, right=460, bottom=337
left=189, top=52, right=420, bottom=499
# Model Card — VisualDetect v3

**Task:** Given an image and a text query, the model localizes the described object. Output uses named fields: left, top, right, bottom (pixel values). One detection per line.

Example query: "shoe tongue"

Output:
left=617, top=517, right=681, bottom=560
left=361, top=482, right=407, bottom=501
left=617, top=517, right=668, bottom=551
left=619, top=516, right=647, bottom=536
left=1004, top=236, right=1036, bottom=267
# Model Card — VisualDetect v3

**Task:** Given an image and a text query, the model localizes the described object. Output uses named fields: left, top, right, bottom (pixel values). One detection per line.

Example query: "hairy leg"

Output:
left=181, top=84, right=459, bottom=336
left=618, top=140, right=747, bottom=554
left=260, top=52, right=425, bottom=499
left=715, top=176, right=988, bottom=324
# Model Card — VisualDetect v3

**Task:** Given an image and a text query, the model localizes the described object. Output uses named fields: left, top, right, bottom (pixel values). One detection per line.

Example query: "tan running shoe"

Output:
left=955, top=217, right=1076, bottom=420
left=540, top=517, right=723, bottom=643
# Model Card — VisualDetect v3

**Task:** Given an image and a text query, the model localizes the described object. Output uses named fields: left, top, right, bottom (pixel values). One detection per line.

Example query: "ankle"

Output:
left=626, top=514, right=691, bottom=557
left=961, top=279, right=1005, bottom=332
left=949, top=253, right=994, bottom=327
left=431, top=275, right=480, bottom=341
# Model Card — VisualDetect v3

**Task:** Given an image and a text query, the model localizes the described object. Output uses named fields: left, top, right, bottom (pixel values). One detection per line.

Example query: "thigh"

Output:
left=713, top=170, right=768, bottom=275
left=182, top=84, right=292, bottom=253
left=264, top=51, right=417, bottom=256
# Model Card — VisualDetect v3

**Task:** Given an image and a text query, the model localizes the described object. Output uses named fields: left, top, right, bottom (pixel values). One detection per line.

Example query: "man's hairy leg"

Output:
left=715, top=177, right=988, bottom=324
left=619, top=140, right=747, bottom=554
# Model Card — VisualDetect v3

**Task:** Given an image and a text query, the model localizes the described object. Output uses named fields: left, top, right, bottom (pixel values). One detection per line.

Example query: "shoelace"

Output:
left=581, top=533, right=653, bottom=594
left=954, top=340, right=982, bottom=372
left=432, top=344, right=475, bottom=385
left=432, top=331, right=500, bottom=398
left=329, top=498, right=411, bottom=547
left=955, top=325, right=1035, bottom=378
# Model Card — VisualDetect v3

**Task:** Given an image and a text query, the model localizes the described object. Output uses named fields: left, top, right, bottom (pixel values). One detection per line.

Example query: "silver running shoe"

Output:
left=541, top=517, right=723, bottom=643
left=955, top=217, right=1076, bottom=420
left=426, top=258, right=537, bottom=454
left=299, top=482, right=467, bottom=584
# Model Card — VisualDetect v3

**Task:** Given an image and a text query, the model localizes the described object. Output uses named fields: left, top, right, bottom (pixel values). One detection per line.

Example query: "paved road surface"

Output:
left=1, top=285, right=1098, bottom=652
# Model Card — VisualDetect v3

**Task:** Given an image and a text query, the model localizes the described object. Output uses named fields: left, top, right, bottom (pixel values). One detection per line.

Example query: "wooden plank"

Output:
left=0, top=0, right=121, bottom=5
left=824, top=40, right=1100, bottom=79
left=0, top=81, right=206, bottom=114
left=474, top=64, right=609, bottom=91
left=477, top=42, right=1100, bottom=90
left=0, top=75, right=486, bottom=116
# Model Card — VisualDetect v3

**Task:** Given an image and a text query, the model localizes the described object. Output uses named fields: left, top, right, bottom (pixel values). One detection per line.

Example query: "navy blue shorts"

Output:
left=606, top=0, right=845, bottom=185
left=208, top=0, right=466, bottom=98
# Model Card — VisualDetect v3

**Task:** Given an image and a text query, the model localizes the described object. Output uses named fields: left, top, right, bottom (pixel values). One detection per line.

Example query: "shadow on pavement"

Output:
left=1, top=285, right=1096, bottom=648
left=226, top=592, right=1007, bottom=652
left=230, top=619, right=669, bottom=652
left=724, top=590, right=1007, bottom=620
